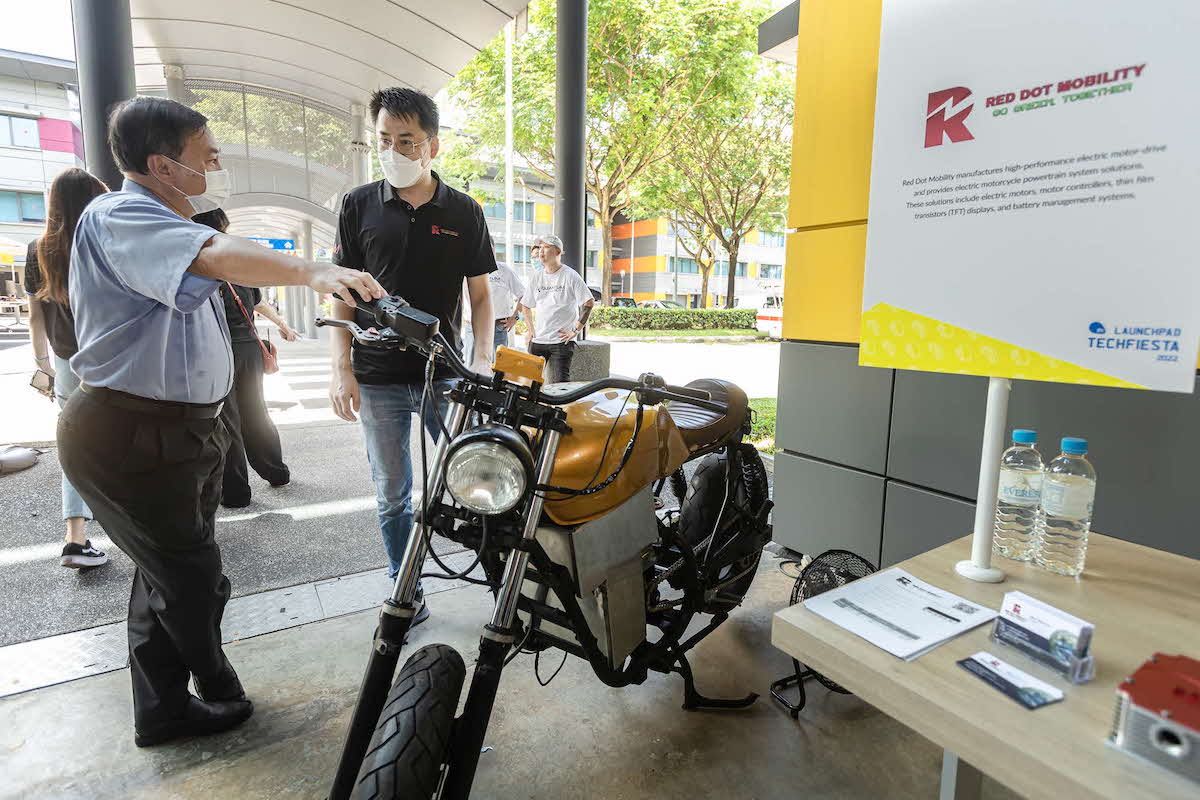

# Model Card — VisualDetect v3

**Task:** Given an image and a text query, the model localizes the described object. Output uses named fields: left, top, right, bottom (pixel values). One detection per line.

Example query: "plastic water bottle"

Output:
left=992, top=429, right=1044, bottom=562
left=1035, top=438, right=1097, bottom=576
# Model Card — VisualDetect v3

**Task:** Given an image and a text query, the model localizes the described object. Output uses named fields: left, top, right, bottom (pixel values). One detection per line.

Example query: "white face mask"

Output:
left=165, top=157, right=231, bottom=216
left=378, top=148, right=429, bottom=189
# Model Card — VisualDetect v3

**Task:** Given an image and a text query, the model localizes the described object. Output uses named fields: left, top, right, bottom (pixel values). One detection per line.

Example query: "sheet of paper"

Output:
left=803, top=568, right=998, bottom=660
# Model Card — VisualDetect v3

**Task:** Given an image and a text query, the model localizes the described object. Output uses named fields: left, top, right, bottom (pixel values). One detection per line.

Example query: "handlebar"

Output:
left=316, top=294, right=729, bottom=415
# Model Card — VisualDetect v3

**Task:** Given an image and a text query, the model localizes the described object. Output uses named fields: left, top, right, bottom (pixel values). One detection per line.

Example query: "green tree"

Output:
left=450, top=0, right=765, bottom=304
left=639, top=62, right=792, bottom=307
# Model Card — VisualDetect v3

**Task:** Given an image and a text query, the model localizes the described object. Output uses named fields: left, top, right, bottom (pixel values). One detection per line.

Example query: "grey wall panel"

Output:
left=887, top=369, right=988, bottom=500
left=776, top=342, right=894, bottom=474
left=887, top=370, right=1200, bottom=560
left=1009, top=377, right=1200, bottom=560
left=772, top=452, right=884, bottom=564
left=881, top=482, right=975, bottom=567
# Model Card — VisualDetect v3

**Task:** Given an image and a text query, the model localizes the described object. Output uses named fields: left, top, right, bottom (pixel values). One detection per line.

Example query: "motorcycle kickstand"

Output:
left=671, top=649, right=759, bottom=711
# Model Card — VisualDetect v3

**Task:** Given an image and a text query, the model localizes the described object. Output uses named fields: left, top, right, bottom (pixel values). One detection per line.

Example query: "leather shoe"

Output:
left=194, top=665, right=247, bottom=703
left=134, top=696, right=254, bottom=748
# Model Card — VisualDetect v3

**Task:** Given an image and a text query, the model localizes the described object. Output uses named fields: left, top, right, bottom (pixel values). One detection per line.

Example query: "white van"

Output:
left=755, top=295, right=783, bottom=339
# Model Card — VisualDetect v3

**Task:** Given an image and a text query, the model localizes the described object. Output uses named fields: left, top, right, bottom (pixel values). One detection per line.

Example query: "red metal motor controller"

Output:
left=1119, top=653, right=1200, bottom=733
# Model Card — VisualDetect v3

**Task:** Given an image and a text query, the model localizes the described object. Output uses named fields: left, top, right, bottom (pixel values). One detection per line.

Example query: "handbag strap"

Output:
left=225, top=282, right=272, bottom=362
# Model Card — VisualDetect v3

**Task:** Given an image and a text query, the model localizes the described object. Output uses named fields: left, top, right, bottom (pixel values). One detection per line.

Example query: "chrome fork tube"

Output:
left=489, top=429, right=562, bottom=631
left=390, top=401, right=469, bottom=604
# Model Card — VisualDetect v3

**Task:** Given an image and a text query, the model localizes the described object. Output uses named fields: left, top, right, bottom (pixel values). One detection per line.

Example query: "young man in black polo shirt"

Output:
left=330, top=88, right=496, bottom=625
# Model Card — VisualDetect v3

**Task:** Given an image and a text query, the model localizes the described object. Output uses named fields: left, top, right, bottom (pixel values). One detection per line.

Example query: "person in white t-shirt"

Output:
left=520, top=234, right=595, bottom=383
left=462, top=262, right=526, bottom=364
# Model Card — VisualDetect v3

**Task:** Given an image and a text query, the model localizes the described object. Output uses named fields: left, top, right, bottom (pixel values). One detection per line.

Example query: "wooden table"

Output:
left=772, top=534, right=1200, bottom=800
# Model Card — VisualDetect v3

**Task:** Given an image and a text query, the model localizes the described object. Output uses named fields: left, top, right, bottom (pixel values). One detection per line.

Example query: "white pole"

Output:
left=955, top=376, right=1009, bottom=583
left=504, top=20, right=514, bottom=277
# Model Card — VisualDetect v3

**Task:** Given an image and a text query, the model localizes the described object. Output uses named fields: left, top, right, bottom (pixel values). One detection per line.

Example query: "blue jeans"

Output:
left=358, top=380, right=454, bottom=578
left=462, top=320, right=510, bottom=364
left=54, top=355, right=93, bottom=521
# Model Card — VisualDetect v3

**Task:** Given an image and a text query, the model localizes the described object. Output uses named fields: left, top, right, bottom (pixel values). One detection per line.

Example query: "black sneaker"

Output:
left=61, top=540, right=108, bottom=569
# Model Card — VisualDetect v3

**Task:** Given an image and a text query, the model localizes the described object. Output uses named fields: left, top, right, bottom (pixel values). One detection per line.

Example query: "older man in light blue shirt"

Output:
left=57, top=96, right=384, bottom=749
left=69, top=180, right=235, bottom=402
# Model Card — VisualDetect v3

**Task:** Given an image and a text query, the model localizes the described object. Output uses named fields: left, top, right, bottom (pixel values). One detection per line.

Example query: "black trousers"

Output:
left=529, top=341, right=576, bottom=384
left=58, top=391, right=238, bottom=728
left=220, top=339, right=289, bottom=505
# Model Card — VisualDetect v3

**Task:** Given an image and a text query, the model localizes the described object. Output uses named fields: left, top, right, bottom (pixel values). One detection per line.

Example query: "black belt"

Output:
left=79, top=383, right=224, bottom=419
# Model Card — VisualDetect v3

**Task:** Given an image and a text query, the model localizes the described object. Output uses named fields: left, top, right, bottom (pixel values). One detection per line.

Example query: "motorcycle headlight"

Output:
left=444, top=424, right=534, bottom=515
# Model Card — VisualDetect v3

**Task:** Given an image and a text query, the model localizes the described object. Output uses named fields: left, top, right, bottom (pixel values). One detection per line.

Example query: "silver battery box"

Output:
left=1109, top=653, right=1200, bottom=786
left=518, top=487, right=658, bottom=669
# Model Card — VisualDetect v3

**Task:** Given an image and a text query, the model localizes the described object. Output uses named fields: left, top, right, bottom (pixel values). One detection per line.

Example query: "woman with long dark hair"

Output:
left=192, top=209, right=297, bottom=507
left=26, top=167, right=110, bottom=569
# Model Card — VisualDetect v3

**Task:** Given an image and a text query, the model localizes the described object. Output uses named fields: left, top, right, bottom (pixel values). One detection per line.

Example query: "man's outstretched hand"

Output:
left=308, top=264, right=386, bottom=308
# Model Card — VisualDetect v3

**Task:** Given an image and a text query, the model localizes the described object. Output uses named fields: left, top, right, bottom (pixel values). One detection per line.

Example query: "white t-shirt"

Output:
left=522, top=265, right=593, bottom=344
left=462, top=264, right=527, bottom=325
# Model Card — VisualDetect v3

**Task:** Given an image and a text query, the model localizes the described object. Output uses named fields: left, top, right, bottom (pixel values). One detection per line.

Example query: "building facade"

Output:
left=610, top=217, right=786, bottom=307
left=0, top=50, right=84, bottom=294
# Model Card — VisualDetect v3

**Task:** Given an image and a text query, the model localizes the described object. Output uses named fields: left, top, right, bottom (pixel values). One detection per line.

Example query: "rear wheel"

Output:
left=678, top=444, right=769, bottom=613
left=351, top=644, right=466, bottom=800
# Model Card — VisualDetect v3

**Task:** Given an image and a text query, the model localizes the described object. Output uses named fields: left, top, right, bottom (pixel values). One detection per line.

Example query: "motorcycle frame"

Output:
left=329, top=361, right=772, bottom=800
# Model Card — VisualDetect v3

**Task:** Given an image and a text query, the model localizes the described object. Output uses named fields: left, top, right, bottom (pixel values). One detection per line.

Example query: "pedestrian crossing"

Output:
left=263, top=342, right=341, bottom=427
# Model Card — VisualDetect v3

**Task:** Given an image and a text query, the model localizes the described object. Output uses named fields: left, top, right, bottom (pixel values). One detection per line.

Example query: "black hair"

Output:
left=192, top=208, right=230, bottom=233
left=108, top=96, right=209, bottom=175
left=369, top=87, right=439, bottom=137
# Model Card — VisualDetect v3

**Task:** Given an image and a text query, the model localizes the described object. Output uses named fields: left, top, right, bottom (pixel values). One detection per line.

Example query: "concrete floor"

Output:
left=0, top=554, right=1020, bottom=800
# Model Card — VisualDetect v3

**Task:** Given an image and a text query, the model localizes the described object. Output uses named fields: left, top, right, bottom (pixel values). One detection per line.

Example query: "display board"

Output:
left=860, top=0, right=1200, bottom=392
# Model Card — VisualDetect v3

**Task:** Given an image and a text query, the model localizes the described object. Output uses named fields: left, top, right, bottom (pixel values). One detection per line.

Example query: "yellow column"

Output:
left=782, top=0, right=882, bottom=343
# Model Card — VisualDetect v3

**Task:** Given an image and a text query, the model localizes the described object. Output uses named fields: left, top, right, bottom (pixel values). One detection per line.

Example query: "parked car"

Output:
left=611, top=296, right=637, bottom=308
left=637, top=299, right=685, bottom=309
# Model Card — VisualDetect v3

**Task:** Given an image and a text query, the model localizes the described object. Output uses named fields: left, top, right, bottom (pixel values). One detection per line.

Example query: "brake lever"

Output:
left=314, top=317, right=409, bottom=350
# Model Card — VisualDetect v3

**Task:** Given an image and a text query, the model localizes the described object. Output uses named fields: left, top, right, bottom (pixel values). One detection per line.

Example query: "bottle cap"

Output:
left=1012, top=429, right=1037, bottom=444
left=1061, top=437, right=1088, bottom=455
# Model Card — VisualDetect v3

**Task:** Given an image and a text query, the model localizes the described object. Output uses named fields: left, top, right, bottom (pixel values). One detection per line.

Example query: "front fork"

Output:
left=439, top=428, right=562, bottom=800
left=329, top=401, right=470, bottom=800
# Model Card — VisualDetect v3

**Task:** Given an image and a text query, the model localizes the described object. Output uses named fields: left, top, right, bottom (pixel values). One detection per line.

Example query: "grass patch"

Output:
left=748, top=397, right=777, bottom=454
left=591, top=328, right=766, bottom=339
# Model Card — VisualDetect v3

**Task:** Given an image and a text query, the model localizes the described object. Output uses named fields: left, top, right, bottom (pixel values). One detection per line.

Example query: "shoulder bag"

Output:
left=226, top=282, right=279, bottom=374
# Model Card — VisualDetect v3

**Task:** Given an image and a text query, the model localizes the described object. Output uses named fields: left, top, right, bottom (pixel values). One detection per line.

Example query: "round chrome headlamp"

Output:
left=444, top=424, right=534, bottom=515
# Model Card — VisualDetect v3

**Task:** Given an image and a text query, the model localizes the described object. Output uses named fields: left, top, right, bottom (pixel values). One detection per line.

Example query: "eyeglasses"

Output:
left=378, top=136, right=431, bottom=157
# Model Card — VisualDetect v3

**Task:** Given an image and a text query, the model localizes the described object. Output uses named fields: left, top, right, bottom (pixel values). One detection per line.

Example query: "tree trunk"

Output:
left=600, top=203, right=613, bottom=306
left=699, top=268, right=710, bottom=309
left=724, top=239, right=740, bottom=308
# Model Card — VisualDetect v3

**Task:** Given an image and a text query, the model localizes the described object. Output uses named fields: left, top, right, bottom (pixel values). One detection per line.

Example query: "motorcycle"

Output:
left=320, top=295, right=773, bottom=800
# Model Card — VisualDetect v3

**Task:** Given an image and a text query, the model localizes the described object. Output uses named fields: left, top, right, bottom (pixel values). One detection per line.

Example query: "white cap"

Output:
left=534, top=234, right=564, bottom=252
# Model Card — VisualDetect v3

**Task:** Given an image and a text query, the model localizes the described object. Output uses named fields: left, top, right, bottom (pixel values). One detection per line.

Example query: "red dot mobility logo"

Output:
left=925, top=87, right=975, bottom=148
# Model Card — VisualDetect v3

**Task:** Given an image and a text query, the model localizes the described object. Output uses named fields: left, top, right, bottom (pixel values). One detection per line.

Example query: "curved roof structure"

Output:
left=130, top=0, right=526, bottom=110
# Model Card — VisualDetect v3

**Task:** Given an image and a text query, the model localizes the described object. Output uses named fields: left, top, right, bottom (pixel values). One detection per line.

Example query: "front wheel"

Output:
left=351, top=644, right=466, bottom=800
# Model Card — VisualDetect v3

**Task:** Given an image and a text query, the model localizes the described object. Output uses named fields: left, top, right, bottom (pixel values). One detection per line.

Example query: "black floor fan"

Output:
left=770, top=549, right=876, bottom=718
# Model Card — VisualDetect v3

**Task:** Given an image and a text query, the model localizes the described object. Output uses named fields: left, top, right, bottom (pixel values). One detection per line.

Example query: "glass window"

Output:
left=669, top=256, right=698, bottom=274
left=514, top=201, right=535, bottom=222
left=0, top=191, right=18, bottom=222
left=512, top=244, right=531, bottom=264
left=714, top=260, right=747, bottom=277
left=493, top=242, right=507, bottom=261
left=760, top=231, right=786, bottom=248
left=760, top=264, right=783, bottom=280
left=10, top=116, right=39, bottom=148
left=19, top=192, right=45, bottom=221
left=483, top=201, right=505, bottom=219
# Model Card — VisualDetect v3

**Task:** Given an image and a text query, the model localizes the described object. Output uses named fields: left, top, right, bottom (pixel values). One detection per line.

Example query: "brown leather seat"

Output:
left=665, top=378, right=748, bottom=451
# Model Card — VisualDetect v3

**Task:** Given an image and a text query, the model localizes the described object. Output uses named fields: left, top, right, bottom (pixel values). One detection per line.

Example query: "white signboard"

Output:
left=861, top=0, right=1200, bottom=392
